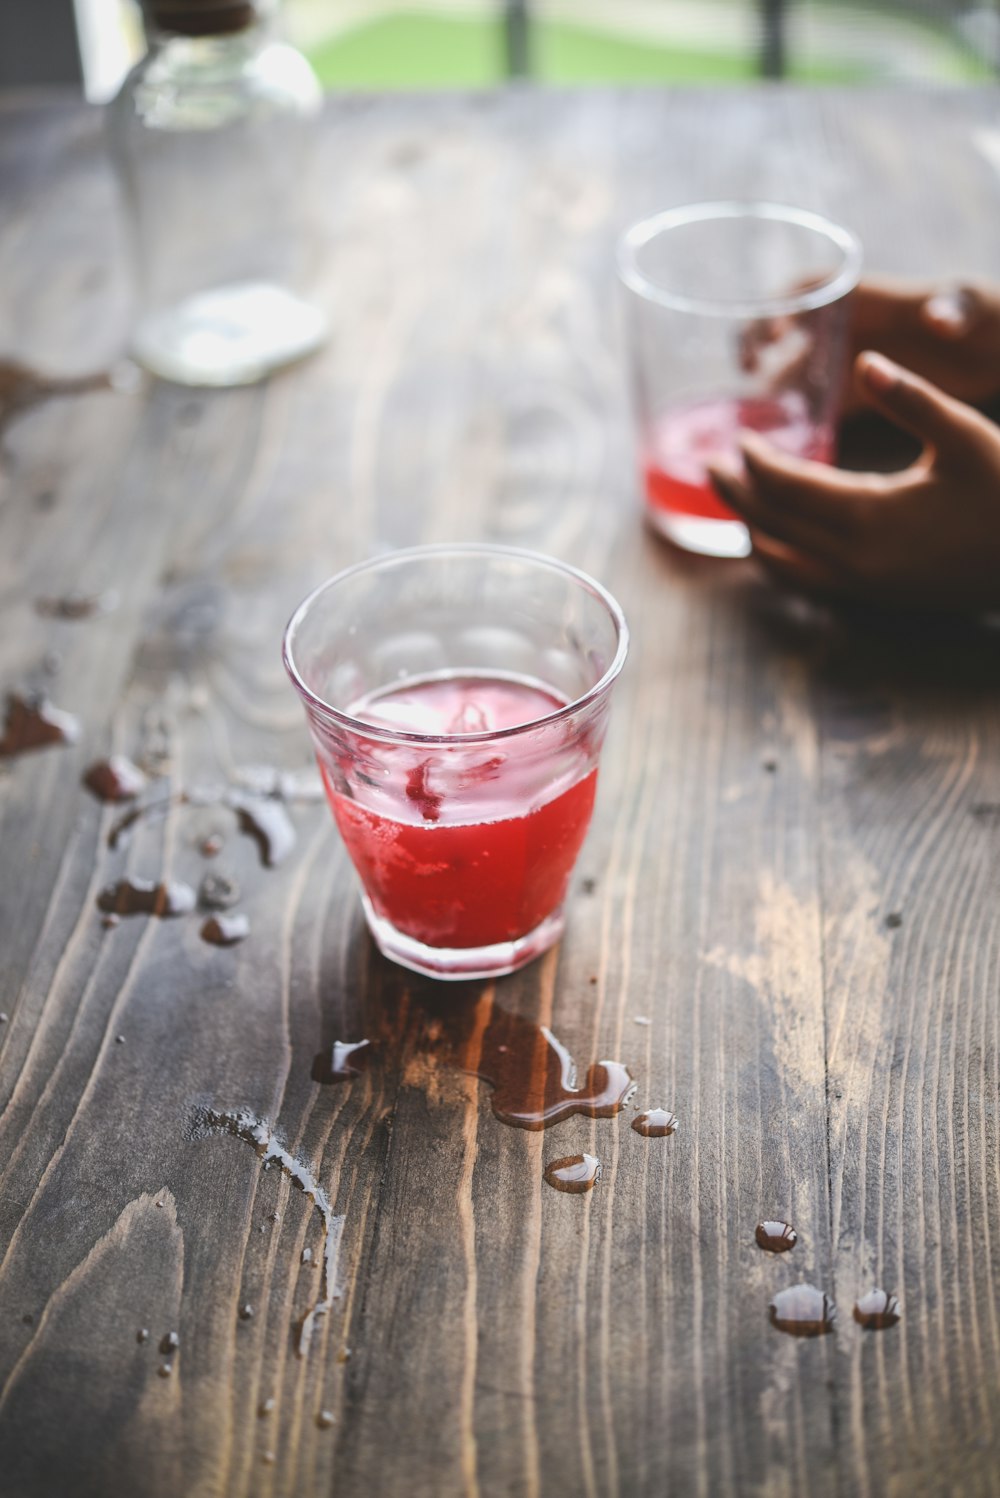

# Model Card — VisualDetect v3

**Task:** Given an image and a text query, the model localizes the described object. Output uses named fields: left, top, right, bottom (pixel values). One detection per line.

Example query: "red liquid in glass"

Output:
left=643, top=393, right=832, bottom=523
left=321, top=675, right=597, bottom=950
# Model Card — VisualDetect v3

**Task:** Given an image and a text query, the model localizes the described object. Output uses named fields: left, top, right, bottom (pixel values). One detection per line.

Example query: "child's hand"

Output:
left=708, top=352, right=1000, bottom=612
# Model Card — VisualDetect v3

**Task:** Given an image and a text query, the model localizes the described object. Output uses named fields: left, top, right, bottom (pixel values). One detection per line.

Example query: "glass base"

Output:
left=132, top=281, right=327, bottom=387
left=361, top=895, right=566, bottom=981
left=646, top=507, right=751, bottom=559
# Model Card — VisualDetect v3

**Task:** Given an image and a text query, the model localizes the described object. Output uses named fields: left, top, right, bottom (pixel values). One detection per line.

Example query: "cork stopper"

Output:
left=145, top=1, right=259, bottom=37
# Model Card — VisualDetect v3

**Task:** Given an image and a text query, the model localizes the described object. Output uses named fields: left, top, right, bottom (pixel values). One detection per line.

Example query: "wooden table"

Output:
left=1, top=86, right=999, bottom=1498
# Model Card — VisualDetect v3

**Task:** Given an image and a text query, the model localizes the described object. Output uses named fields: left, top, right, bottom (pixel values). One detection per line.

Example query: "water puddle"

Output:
left=312, top=998, right=633, bottom=1131
left=83, top=756, right=146, bottom=802
left=0, top=692, right=80, bottom=757
left=312, top=1040, right=373, bottom=1083
left=104, top=768, right=313, bottom=866
left=228, top=793, right=296, bottom=868
left=97, top=877, right=196, bottom=918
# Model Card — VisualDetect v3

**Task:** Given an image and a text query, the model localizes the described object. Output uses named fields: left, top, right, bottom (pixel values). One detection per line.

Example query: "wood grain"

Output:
left=0, top=88, right=998, bottom=1498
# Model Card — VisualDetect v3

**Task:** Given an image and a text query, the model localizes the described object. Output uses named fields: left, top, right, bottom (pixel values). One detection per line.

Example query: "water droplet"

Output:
left=137, top=1328, right=149, bottom=1344
left=115, top=1035, right=125, bottom=1045
left=632, top=1015, right=651, bottom=1026
left=337, top=1347, right=352, bottom=1364
left=22, top=1313, right=33, bottom=1325
left=769, top=1284, right=836, bottom=1337
left=198, top=872, right=240, bottom=911
left=755, top=1221, right=797, bottom=1253
left=632, top=1108, right=677, bottom=1138
left=258, top=1398, right=275, bottom=1418
left=160, top=1332, right=180, bottom=1354
left=0, top=692, right=80, bottom=757
left=238, top=1303, right=254, bottom=1321
left=854, top=1289, right=900, bottom=1330
left=83, top=756, right=146, bottom=802
left=201, top=913, right=250, bottom=946
left=0, top=1013, right=8, bottom=1024
left=261, top=1450, right=275, bottom=1466
left=301, top=1247, right=312, bottom=1265
left=107, top=795, right=176, bottom=850
left=97, top=878, right=196, bottom=919
left=311, top=1039, right=372, bottom=1084
left=228, top=793, right=296, bottom=867
left=158, top=1362, right=173, bottom=1378
left=200, top=833, right=224, bottom=857
left=543, top=1153, right=601, bottom=1193
left=317, top=1410, right=335, bottom=1429
left=101, top=914, right=120, bottom=930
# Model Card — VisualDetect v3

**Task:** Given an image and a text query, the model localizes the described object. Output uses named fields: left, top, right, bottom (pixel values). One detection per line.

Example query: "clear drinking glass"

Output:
left=617, top=201, right=863, bottom=558
left=283, top=545, right=629, bottom=981
left=108, top=0, right=326, bottom=387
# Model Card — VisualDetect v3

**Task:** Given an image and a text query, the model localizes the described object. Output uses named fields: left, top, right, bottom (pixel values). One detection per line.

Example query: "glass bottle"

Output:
left=108, top=0, right=326, bottom=387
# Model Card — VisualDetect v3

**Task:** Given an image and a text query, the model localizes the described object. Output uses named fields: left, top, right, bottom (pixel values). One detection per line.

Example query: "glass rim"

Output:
left=616, top=199, right=863, bottom=318
left=282, top=542, right=630, bottom=747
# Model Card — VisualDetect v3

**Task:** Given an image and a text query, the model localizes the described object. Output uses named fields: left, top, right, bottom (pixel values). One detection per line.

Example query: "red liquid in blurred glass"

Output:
left=643, top=393, right=832, bottom=523
left=320, top=675, right=597, bottom=950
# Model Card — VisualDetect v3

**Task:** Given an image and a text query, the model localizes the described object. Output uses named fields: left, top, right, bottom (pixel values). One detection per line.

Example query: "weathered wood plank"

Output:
left=0, top=87, right=997, bottom=1498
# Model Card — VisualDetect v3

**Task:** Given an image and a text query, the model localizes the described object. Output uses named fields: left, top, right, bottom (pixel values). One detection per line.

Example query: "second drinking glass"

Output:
left=618, top=201, right=863, bottom=558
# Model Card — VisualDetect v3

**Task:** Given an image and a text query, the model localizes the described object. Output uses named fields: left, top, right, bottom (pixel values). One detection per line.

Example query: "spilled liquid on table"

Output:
left=229, top=793, right=296, bottom=868
left=0, top=692, right=80, bottom=757
left=312, top=1040, right=373, bottom=1083
left=83, top=756, right=146, bottom=802
left=97, top=877, right=196, bottom=918
left=106, top=772, right=304, bottom=865
left=312, top=990, right=634, bottom=1131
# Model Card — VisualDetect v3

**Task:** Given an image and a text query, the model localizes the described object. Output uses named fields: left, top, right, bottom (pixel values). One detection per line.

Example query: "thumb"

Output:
left=855, top=351, right=984, bottom=461
left=920, top=284, right=983, bottom=340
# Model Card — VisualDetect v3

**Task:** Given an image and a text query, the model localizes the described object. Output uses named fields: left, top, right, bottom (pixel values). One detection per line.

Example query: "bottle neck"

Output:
left=143, top=1, right=276, bottom=40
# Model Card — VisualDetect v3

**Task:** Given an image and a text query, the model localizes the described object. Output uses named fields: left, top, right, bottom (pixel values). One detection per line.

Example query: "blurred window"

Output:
left=9, top=0, right=999, bottom=96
